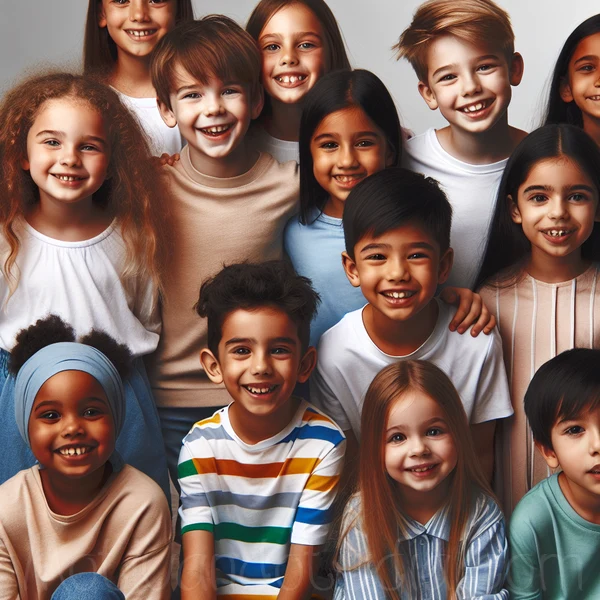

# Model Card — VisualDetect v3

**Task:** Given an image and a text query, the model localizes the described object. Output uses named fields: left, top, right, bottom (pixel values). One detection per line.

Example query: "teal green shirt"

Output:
left=509, top=473, right=600, bottom=598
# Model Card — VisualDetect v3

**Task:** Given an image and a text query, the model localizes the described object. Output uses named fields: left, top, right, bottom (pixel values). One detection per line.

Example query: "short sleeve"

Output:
left=0, top=535, right=19, bottom=600
left=309, top=361, right=352, bottom=432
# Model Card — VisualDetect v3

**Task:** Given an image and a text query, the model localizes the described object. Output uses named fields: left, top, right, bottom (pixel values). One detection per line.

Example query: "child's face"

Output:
left=98, top=0, right=177, bottom=60
left=343, top=223, right=453, bottom=325
left=28, top=370, right=115, bottom=482
left=311, top=106, right=392, bottom=218
left=510, top=156, right=599, bottom=267
left=160, top=67, right=263, bottom=175
left=200, top=306, right=315, bottom=420
left=539, top=404, right=600, bottom=515
left=418, top=36, right=522, bottom=137
left=384, top=389, right=458, bottom=502
left=23, top=99, right=109, bottom=208
left=258, top=3, right=328, bottom=106
left=560, top=32, right=600, bottom=127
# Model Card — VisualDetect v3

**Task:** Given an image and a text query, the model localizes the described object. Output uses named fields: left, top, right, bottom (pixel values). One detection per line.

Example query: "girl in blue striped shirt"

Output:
left=334, top=360, right=508, bottom=599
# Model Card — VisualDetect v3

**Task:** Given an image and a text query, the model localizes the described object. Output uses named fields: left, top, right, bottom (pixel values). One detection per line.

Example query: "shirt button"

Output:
left=420, top=539, right=425, bottom=545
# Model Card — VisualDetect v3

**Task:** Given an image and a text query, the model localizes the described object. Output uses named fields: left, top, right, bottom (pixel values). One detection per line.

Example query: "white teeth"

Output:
left=334, top=175, right=361, bottom=183
left=246, top=385, right=275, bottom=395
left=411, top=465, right=435, bottom=472
left=547, top=230, right=570, bottom=237
left=54, top=175, right=80, bottom=182
left=276, top=75, right=306, bottom=83
left=385, top=291, right=414, bottom=299
left=127, top=29, right=155, bottom=37
left=58, top=446, right=90, bottom=456
left=462, top=102, right=485, bottom=112
left=201, top=125, right=231, bottom=134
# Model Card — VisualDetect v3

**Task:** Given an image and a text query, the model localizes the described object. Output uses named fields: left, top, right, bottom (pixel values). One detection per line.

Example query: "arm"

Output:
left=0, top=536, right=19, bottom=600
left=470, top=421, right=496, bottom=483
left=117, top=543, right=172, bottom=600
left=277, top=543, right=320, bottom=600
left=507, top=513, right=543, bottom=600
left=180, top=530, right=217, bottom=600
left=440, top=287, right=496, bottom=336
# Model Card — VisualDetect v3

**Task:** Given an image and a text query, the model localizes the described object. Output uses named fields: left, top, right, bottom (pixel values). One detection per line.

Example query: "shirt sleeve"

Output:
left=309, top=360, right=352, bottom=432
left=117, top=543, right=171, bottom=600
left=0, top=535, right=19, bottom=600
left=507, top=512, right=543, bottom=600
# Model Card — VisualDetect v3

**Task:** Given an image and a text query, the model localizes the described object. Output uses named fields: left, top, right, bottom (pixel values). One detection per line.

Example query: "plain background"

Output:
left=0, top=1, right=598, bottom=134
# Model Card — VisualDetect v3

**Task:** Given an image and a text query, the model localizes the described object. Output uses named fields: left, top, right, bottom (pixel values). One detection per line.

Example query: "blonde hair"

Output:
left=336, top=360, right=494, bottom=600
left=394, top=0, right=514, bottom=82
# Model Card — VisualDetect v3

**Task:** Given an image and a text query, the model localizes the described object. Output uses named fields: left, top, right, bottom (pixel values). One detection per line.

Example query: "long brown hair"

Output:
left=83, top=0, right=194, bottom=75
left=0, top=72, right=168, bottom=297
left=340, top=360, right=494, bottom=600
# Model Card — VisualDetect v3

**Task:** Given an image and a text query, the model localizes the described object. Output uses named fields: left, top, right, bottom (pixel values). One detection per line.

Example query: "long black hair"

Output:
left=474, top=124, right=600, bottom=289
left=298, top=69, right=402, bottom=224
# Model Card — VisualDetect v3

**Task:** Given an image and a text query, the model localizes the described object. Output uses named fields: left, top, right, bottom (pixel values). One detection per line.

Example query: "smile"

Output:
left=275, top=74, right=306, bottom=84
left=407, top=464, right=437, bottom=473
left=243, top=385, right=278, bottom=395
left=52, top=174, right=85, bottom=182
left=587, top=96, right=600, bottom=101
left=125, top=29, right=157, bottom=38
left=56, top=446, right=93, bottom=456
left=383, top=290, right=416, bottom=299
left=458, top=99, right=492, bottom=113
left=543, top=229, right=574, bottom=237
left=199, top=124, right=232, bottom=136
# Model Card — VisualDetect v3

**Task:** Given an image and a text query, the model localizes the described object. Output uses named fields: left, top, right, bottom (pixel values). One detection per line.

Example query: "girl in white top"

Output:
left=475, top=124, right=600, bottom=515
left=246, top=0, right=351, bottom=162
left=83, top=0, right=194, bottom=155
left=0, top=72, right=170, bottom=499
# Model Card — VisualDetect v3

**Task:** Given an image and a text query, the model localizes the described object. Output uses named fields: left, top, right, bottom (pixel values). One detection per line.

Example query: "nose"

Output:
left=408, top=435, right=430, bottom=457
left=589, top=428, right=600, bottom=455
left=386, top=256, right=410, bottom=282
left=336, top=144, right=359, bottom=169
left=279, top=44, right=299, bottom=67
left=250, top=350, right=273, bottom=377
left=202, top=94, right=225, bottom=117
left=59, top=145, right=81, bottom=168
left=547, top=197, right=569, bottom=220
left=129, top=0, right=150, bottom=22
left=461, top=71, right=481, bottom=97
left=61, top=414, right=84, bottom=438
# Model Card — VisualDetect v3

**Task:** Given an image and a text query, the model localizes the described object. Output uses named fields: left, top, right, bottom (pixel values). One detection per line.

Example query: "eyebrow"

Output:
left=259, top=31, right=322, bottom=42
left=224, top=336, right=297, bottom=346
left=431, top=54, right=500, bottom=79
left=522, top=184, right=596, bottom=194
left=33, top=397, right=108, bottom=410
left=312, top=130, right=379, bottom=143
left=35, top=130, right=106, bottom=146
left=386, top=418, right=447, bottom=434
left=574, top=55, right=599, bottom=65
left=359, top=241, right=435, bottom=253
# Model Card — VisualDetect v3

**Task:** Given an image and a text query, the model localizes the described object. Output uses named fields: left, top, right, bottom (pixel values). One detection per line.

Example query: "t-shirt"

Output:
left=509, top=473, right=600, bottom=599
left=0, top=464, right=171, bottom=600
left=402, top=128, right=507, bottom=289
left=115, top=90, right=184, bottom=156
left=0, top=220, right=160, bottom=357
left=311, top=300, right=513, bottom=436
left=284, top=210, right=366, bottom=346
left=248, top=125, right=299, bottom=163
left=146, top=147, right=299, bottom=408
left=178, top=400, right=345, bottom=597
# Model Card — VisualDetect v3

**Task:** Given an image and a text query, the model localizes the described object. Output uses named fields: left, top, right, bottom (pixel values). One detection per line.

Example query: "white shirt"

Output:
left=249, top=125, right=299, bottom=163
left=310, top=300, right=513, bottom=436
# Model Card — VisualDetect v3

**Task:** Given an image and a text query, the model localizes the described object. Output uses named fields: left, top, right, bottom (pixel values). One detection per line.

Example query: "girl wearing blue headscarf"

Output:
left=0, top=316, right=171, bottom=600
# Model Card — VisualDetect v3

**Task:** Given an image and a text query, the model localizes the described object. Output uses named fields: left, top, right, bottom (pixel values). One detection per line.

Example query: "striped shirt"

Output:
left=178, top=400, right=346, bottom=597
left=335, top=492, right=508, bottom=599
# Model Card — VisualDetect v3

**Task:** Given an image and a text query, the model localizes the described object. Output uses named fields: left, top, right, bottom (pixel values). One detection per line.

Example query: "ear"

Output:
left=158, top=99, right=178, bottom=128
left=250, top=84, right=264, bottom=120
left=199, top=348, right=224, bottom=385
left=559, top=77, right=574, bottom=103
left=98, top=1, right=107, bottom=28
left=418, top=80, right=438, bottom=111
left=509, top=52, right=524, bottom=87
left=536, top=440, right=560, bottom=470
left=508, top=194, right=522, bottom=224
left=385, top=144, right=396, bottom=168
left=342, top=251, right=361, bottom=288
left=595, top=200, right=600, bottom=222
left=296, top=346, right=317, bottom=384
left=437, top=247, right=454, bottom=285
left=21, top=157, right=30, bottom=171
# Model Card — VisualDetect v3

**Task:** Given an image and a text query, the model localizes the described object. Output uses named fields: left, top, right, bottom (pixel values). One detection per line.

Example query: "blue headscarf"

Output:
left=14, top=342, right=125, bottom=447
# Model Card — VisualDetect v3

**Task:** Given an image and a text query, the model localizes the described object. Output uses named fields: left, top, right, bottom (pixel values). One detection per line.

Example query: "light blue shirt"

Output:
left=284, top=210, right=366, bottom=347
left=335, top=492, right=508, bottom=599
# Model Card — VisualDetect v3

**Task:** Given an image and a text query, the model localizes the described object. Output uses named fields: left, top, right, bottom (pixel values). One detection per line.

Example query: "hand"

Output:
left=155, top=152, right=180, bottom=166
left=440, top=286, right=496, bottom=337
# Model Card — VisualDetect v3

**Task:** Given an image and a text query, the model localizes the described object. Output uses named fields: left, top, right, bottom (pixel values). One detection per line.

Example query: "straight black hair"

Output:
left=543, top=15, right=600, bottom=128
left=524, top=348, right=600, bottom=450
left=474, top=124, right=600, bottom=290
left=299, top=69, right=402, bottom=225
left=343, top=167, right=452, bottom=260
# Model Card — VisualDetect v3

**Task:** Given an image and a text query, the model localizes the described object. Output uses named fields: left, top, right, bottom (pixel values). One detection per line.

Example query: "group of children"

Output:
left=1, top=0, right=600, bottom=598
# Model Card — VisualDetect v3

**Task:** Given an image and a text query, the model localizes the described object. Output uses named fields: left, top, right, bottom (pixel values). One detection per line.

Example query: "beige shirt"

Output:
left=0, top=465, right=171, bottom=600
left=146, top=147, right=299, bottom=408
left=479, top=264, right=600, bottom=517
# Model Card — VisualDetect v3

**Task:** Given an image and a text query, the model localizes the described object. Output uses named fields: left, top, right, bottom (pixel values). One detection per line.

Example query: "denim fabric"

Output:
left=51, top=573, right=125, bottom=599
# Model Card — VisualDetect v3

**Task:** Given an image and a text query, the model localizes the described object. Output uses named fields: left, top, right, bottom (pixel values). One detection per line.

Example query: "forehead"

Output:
left=426, top=35, right=507, bottom=72
left=220, top=306, right=300, bottom=343
left=34, top=370, right=107, bottom=405
left=570, top=32, right=600, bottom=64
left=519, top=156, right=595, bottom=190
left=260, top=3, right=323, bottom=38
left=386, top=389, right=445, bottom=428
left=312, top=106, right=382, bottom=138
left=356, top=222, right=441, bottom=253
left=31, top=98, right=104, bottom=131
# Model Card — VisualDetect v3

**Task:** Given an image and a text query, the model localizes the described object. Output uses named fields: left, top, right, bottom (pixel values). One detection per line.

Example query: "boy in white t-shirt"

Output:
left=394, top=0, right=526, bottom=288
left=311, top=168, right=512, bottom=481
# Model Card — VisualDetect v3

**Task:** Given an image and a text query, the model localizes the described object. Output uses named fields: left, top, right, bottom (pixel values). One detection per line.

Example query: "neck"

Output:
left=110, top=52, right=154, bottom=98
left=526, top=249, right=589, bottom=283
left=322, top=195, right=344, bottom=218
left=363, top=300, right=438, bottom=356
left=228, top=397, right=300, bottom=445
left=558, top=472, right=600, bottom=525
left=436, top=116, right=522, bottom=164
left=583, top=113, right=600, bottom=148
left=188, top=141, right=259, bottom=178
left=397, top=477, right=450, bottom=525
left=264, top=100, right=302, bottom=142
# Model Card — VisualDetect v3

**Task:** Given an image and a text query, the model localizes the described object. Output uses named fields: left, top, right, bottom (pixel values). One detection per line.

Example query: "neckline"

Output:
left=24, top=219, right=117, bottom=248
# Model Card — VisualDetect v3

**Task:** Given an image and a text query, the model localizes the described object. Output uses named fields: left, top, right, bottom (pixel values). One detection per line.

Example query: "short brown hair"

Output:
left=394, top=0, right=515, bottom=82
left=151, top=16, right=262, bottom=109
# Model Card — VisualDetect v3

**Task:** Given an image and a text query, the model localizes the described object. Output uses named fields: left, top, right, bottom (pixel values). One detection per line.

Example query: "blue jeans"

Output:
left=51, top=573, right=124, bottom=599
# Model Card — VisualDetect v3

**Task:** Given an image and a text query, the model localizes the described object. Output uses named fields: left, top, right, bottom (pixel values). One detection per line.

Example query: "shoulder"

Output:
left=0, top=468, right=36, bottom=509
left=298, top=402, right=346, bottom=448
left=437, top=302, right=500, bottom=353
left=181, top=407, right=229, bottom=448
left=258, top=152, right=299, bottom=178
left=316, top=310, right=364, bottom=364
left=466, top=491, right=505, bottom=539
left=509, top=476, right=557, bottom=537
left=110, top=465, right=171, bottom=516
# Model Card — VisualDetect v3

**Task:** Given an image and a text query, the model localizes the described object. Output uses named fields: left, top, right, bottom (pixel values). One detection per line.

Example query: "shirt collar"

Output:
left=399, top=502, right=452, bottom=542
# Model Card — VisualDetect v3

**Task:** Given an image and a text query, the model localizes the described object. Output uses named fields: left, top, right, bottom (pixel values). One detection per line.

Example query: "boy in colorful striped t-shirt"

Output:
left=178, top=261, right=346, bottom=599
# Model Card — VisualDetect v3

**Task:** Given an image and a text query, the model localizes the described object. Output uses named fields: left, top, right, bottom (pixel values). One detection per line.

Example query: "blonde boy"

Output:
left=395, top=0, right=525, bottom=289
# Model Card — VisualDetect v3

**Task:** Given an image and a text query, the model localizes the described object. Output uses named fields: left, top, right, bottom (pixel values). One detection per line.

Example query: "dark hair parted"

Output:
left=84, top=0, right=194, bottom=75
left=543, top=15, right=600, bottom=128
left=151, top=16, right=262, bottom=110
left=524, top=348, right=600, bottom=450
left=9, top=315, right=132, bottom=378
left=343, top=167, right=452, bottom=260
left=195, top=260, right=320, bottom=355
left=474, top=124, right=600, bottom=290
left=298, top=69, right=402, bottom=224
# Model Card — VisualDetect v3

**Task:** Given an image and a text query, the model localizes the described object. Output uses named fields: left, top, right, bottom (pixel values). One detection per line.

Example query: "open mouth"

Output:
left=587, top=96, right=600, bottom=101
left=333, top=174, right=366, bottom=187
left=407, top=464, right=438, bottom=473
left=541, top=228, right=575, bottom=242
left=199, top=124, right=233, bottom=137
left=125, top=29, right=157, bottom=38
left=52, top=174, right=85, bottom=182
left=275, top=74, right=307, bottom=87
left=382, top=290, right=416, bottom=300
left=56, top=446, right=94, bottom=457
left=458, top=99, right=492, bottom=114
left=243, top=384, right=278, bottom=396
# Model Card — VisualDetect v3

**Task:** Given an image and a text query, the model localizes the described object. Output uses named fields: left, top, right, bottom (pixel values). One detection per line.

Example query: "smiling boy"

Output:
left=395, top=0, right=526, bottom=289
left=311, top=168, right=512, bottom=480
left=509, top=349, right=600, bottom=598
left=146, top=17, right=299, bottom=489
left=178, top=261, right=345, bottom=599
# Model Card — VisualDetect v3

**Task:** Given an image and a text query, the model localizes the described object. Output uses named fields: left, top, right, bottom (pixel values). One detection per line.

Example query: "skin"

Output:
left=28, top=370, right=115, bottom=516
left=539, top=405, right=600, bottom=524
left=510, top=156, right=600, bottom=283
left=560, top=32, right=600, bottom=147
left=22, top=98, right=113, bottom=241
left=418, top=36, right=525, bottom=164
left=159, top=66, right=263, bottom=178
left=258, top=3, right=328, bottom=141
left=310, top=106, right=394, bottom=218
left=98, top=0, right=177, bottom=97
left=384, top=390, right=458, bottom=524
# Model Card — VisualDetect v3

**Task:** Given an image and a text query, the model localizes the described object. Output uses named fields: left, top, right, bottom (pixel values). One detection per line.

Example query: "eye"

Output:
left=408, top=252, right=428, bottom=260
left=365, top=253, right=386, bottom=261
left=388, top=432, right=406, bottom=443
left=111, top=0, right=129, bottom=4
left=232, top=347, right=251, bottom=356
left=569, top=192, right=588, bottom=202
left=577, top=64, right=595, bottom=72
left=477, top=63, right=495, bottom=72
left=263, top=43, right=280, bottom=52
left=529, top=194, right=547, bottom=203
left=356, top=139, right=376, bottom=148
left=83, top=407, right=103, bottom=418
left=182, top=92, right=200, bottom=100
left=43, top=139, right=60, bottom=147
left=39, top=410, right=60, bottom=420
left=222, top=88, right=241, bottom=96
left=298, top=42, right=316, bottom=50
left=439, top=74, right=456, bottom=82
left=319, top=141, right=338, bottom=150
left=565, top=425, right=585, bottom=435
left=426, top=427, right=443, bottom=437
left=271, top=347, right=291, bottom=355
left=81, top=144, right=100, bottom=152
